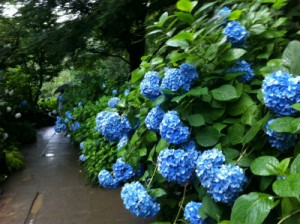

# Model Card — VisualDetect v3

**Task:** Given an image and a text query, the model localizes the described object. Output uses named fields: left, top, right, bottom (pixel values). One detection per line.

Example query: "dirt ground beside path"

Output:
left=0, top=127, right=153, bottom=224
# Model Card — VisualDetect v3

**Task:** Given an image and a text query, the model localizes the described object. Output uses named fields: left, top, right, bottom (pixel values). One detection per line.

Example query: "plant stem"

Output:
left=173, top=184, right=188, bottom=224
left=277, top=208, right=300, bottom=224
left=147, top=164, right=158, bottom=189
left=235, top=145, right=249, bottom=165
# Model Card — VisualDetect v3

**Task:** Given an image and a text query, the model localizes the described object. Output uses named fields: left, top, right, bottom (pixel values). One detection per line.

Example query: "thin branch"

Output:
left=277, top=208, right=300, bottom=224
left=87, top=48, right=131, bottom=65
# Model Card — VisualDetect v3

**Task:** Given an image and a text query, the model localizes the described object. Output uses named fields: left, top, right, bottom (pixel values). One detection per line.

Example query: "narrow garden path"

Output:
left=0, top=127, right=152, bottom=224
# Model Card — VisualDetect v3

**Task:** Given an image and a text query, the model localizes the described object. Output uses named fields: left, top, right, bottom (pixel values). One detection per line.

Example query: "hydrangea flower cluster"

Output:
left=117, top=135, right=129, bottom=150
left=112, top=89, right=118, bottom=95
left=78, top=102, right=83, bottom=107
left=79, top=141, right=84, bottom=150
left=265, top=119, right=298, bottom=151
left=161, top=64, right=199, bottom=93
left=54, top=116, right=67, bottom=133
left=113, top=158, right=135, bottom=182
left=124, top=89, right=130, bottom=96
left=223, top=21, right=249, bottom=46
left=140, top=71, right=162, bottom=100
left=262, top=71, right=300, bottom=116
left=158, top=147, right=198, bottom=185
left=217, top=6, right=231, bottom=19
left=65, top=111, right=73, bottom=119
left=108, top=97, right=120, bottom=108
left=71, top=121, right=80, bottom=131
left=102, top=83, right=106, bottom=88
left=184, top=201, right=207, bottom=224
left=79, top=154, right=86, bottom=162
left=196, top=148, right=247, bottom=204
left=121, top=181, right=160, bottom=218
left=226, top=60, right=254, bottom=83
left=159, top=111, right=190, bottom=144
left=145, top=106, right=165, bottom=132
left=98, top=170, right=119, bottom=189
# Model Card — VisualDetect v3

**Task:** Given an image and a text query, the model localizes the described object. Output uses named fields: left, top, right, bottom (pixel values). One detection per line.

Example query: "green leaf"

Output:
left=138, top=147, right=147, bottom=157
left=176, top=0, right=196, bottom=12
left=200, top=195, right=223, bottom=221
left=187, top=114, right=205, bottom=127
left=211, top=85, right=239, bottom=101
left=292, top=103, right=300, bottom=111
left=166, top=39, right=189, bottom=49
left=277, top=158, right=291, bottom=174
left=174, top=12, right=194, bottom=25
left=260, top=176, right=275, bottom=191
left=146, top=131, right=157, bottom=142
left=291, top=154, right=300, bottom=174
left=269, top=117, right=297, bottom=133
left=131, top=68, right=145, bottom=83
left=231, top=192, right=276, bottom=224
left=171, top=32, right=194, bottom=42
left=196, top=127, right=221, bottom=147
left=227, top=94, right=255, bottom=116
left=281, top=198, right=300, bottom=224
left=223, top=147, right=239, bottom=162
left=156, top=138, right=169, bottom=153
left=249, top=24, right=266, bottom=35
left=227, top=123, right=245, bottom=145
left=223, top=48, right=246, bottom=61
left=157, top=12, right=169, bottom=27
left=242, top=114, right=268, bottom=145
left=187, top=87, right=208, bottom=97
left=148, top=188, right=167, bottom=198
left=273, top=174, right=300, bottom=198
left=250, top=156, right=280, bottom=176
left=228, top=10, right=242, bottom=20
left=282, top=40, right=300, bottom=75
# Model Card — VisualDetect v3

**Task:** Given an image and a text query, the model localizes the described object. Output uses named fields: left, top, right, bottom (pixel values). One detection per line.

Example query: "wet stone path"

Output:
left=0, top=127, right=152, bottom=224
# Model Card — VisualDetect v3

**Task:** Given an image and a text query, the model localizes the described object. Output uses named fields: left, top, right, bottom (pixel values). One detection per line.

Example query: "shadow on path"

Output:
left=0, top=127, right=153, bottom=224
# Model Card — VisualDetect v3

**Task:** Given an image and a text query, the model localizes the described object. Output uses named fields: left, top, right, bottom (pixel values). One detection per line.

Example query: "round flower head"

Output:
left=121, top=115, right=139, bottom=134
left=15, top=113, right=21, bottom=119
left=223, top=21, right=249, bottom=46
left=179, top=63, right=199, bottom=91
left=206, top=164, right=247, bottom=204
left=52, top=109, right=57, bottom=115
left=71, top=121, right=80, bottom=131
left=112, top=89, right=118, bottom=95
left=158, top=148, right=197, bottom=185
left=65, top=111, right=73, bottom=119
left=6, top=107, right=11, bottom=112
left=160, top=68, right=184, bottom=92
left=226, top=60, right=254, bottom=83
left=121, top=181, right=160, bottom=218
left=145, top=106, right=165, bottom=132
left=108, top=97, right=120, bottom=108
left=159, top=111, right=190, bottom=144
left=265, top=119, right=298, bottom=151
left=262, top=71, right=300, bottom=116
left=113, top=158, right=135, bottom=182
left=98, top=170, right=119, bottom=189
left=124, top=89, right=130, bottom=96
left=79, top=154, right=86, bottom=162
left=195, top=148, right=225, bottom=184
left=79, top=141, right=85, bottom=150
left=140, top=71, right=162, bottom=100
left=117, top=135, right=129, bottom=150
left=102, top=83, right=106, bottom=88
left=181, top=140, right=200, bottom=160
left=216, top=6, right=231, bottom=19
left=95, top=111, right=125, bottom=142
left=184, top=201, right=206, bottom=224
left=78, top=102, right=83, bottom=107
left=64, top=118, right=70, bottom=123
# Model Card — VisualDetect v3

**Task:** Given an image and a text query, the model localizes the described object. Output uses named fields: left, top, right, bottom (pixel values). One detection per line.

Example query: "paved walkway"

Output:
left=0, top=127, right=153, bottom=224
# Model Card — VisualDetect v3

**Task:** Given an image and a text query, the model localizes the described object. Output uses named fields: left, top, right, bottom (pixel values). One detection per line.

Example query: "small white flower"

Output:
left=15, top=113, right=21, bottom=119
left=6, top=106, right=11, bottom=112
left=3, top=133, right=9, bottom=140
left=67, top=134, right=71, bottom=138
left=9, top=90, right=14, bottom=96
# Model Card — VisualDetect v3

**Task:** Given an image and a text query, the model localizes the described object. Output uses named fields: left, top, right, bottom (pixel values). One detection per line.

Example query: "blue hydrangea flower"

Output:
left=95, top=111, right=125, bottom=142
left=181, top=140, right=200, bottom=160
left=108, top=97, right=120, bottom=108
left=195, top=148, right=225, bottom=184
left=57, top=95, right=63, bottom=102
left=226, top=60, right=254, bottom=83
left=124, top=89, right=130, bottom=96
left=52, top=110, right=57, bottom=115
left=159, top=111, right=190, bottom=144
left=265, top=119, right=298, bottom=151
left=145, top=106, right=165, bottom=132
left=206, top=164, right=247, bottom=204
left=121, top=181, right=160, bottom=218
left=64, top=118, right=70, bottom=123
left=113, top=158, right=135, bottom=182
left=54, top=126, right=62, bottom=133
left=65, top=111, right=73, bottom=119
left=140, top=71, right=162, bottom=100
left=80, top=141, right=84, bottom=150
left=223, top=21, right=249, bottom=46
left=79, top=154, right=86, bottom=162
left=78, top=102, right=83, bottom=107
left=262, top=71, right=300, bottom=116
left=102, top=83, right=106, bottom=88
left=160, top=68, right=183, bottom=93
left=98, top=170, right=119, bottom=189
left=217, top=6, right=231, bottom=19
left=71, top=121, right=80, bottom=131
left=179, top=63, right=199, bottom=91
left=121, top=115, right=139, bottom=133
left=117, top=135, right=129, bottom=150
left=112, top=89, right=118, bottom=95
left=21, top=100, right=28, bottom=106
left=184, top=201, right=206, bottom=224
left=158, top=148, right=198, bottom=184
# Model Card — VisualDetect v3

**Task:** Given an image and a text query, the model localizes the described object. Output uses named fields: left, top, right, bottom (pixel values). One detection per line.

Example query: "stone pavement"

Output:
left=0, top=127, right=154, bottom=224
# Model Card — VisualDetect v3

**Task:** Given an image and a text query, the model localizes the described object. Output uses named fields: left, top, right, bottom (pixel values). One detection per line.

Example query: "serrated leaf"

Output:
left=211, top=85, right=238, bottom=101
left=291, top=154, right=300, bottom=174
left=273, top=174, right=300, bottom=198
left=231, top=192, right=275, bottom=224
left=223, top=48, right=246, bottom=61
left=283, top=40, right=300, bottom=75
left=187, top=114, right=205, bottom=127
left=250, top=156, right=280, bottom=176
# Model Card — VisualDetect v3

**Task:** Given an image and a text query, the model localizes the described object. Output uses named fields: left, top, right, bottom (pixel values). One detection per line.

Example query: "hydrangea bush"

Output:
left=57, top=0, right=300, bottom=223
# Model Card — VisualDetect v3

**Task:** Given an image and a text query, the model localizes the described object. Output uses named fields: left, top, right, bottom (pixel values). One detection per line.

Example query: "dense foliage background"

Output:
left=1, top=0, right=300, bottom=223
